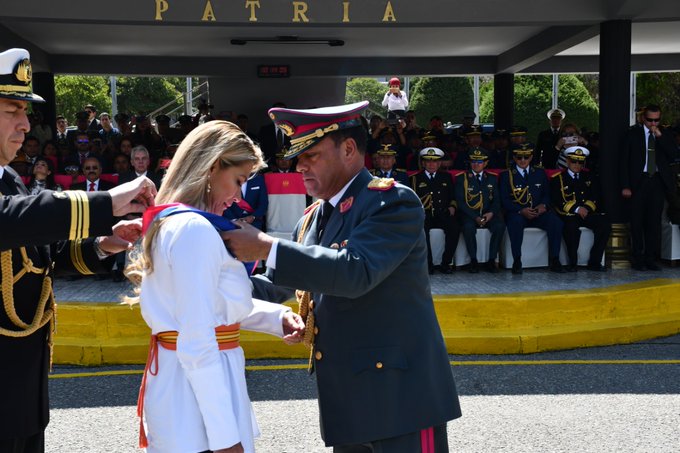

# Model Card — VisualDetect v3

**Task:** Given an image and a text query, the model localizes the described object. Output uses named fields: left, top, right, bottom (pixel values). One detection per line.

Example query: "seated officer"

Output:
left=410, top=147, right=460, bottom=274
left=499, top=144, right=565, bottom=274
left=550, top=147, right=611, bottom=272
left=455, top=148, right=505, bottom=273
left=370, top=144, right=409, bottom=185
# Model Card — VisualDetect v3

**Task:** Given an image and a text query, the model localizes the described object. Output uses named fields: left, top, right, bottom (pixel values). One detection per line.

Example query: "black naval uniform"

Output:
left=535, top=128, right=562, bottom=169
left=0, top=167, right=115, bottom=451
left=455, top=171, right=505, bottom=265
left=551, top=170, right=611, bottom=268
left=411, top=170, right=460, bottom=270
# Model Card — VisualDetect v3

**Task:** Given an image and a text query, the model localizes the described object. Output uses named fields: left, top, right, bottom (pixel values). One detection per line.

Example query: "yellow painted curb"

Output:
left=53, top=279, right=680, bottom=365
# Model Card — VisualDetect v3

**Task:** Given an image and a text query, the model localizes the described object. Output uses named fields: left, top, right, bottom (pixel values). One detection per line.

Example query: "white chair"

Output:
left=500, top=228, right=549, bottom=268
left=661, top=203, right=680, bottom=260
left=454, top=229, right=492, bottom=266
left=558, top=227, right=602, bottom=265
left=264, top=173, right=307, bottom=241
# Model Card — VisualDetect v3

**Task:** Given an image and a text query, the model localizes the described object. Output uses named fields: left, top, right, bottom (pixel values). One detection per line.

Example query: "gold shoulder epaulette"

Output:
left=368, top=177, right=395, bottom=191
left=550, top=171, right=564, bottom=179
left=303, top=200, right=322, bottom=215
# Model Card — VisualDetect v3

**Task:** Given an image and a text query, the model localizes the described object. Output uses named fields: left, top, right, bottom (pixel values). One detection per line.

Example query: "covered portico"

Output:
left=1, top=0, right=680, bottom=226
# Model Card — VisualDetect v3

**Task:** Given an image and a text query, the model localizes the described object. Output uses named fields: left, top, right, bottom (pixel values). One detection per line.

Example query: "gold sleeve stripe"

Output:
left=563, top=201, right=576, bottom=213
left=585, top=201, right=597, bottom=211
left=77, top=191, right=91, bottom=238
left=66, top=191, right=80, bottom=241
left=70, top=240, right=94, bottom=275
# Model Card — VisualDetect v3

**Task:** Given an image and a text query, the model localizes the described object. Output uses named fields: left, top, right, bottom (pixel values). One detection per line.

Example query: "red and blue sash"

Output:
left=142, top=203, right=258, bottom=274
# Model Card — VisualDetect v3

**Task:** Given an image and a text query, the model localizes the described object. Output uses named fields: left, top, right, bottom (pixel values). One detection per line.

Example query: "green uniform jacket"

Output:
left=273, top=168, right=461, bottom=446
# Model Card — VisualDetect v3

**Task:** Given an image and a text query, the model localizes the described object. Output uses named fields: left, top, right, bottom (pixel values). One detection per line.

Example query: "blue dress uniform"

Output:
left=0, top=48, right=118, bottom=452
left=262, top=102, right=461, bottom=451
left=455, top=149, right=505, bottom=272
left=499, top=144, right=564, bottom=273
left=369, top=144, right=410, bottom=186
left=223, top=173, right=269, bottom=230
left=550, top=147, right=611, bottom=271
left=410, top=147, right=460, bottom=273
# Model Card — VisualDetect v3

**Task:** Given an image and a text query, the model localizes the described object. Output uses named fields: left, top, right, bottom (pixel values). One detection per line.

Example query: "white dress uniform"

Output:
left=139, top=213, right=290, bottom=453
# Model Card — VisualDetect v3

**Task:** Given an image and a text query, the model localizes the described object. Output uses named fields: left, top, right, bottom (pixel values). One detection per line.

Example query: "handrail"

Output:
left=147, top=81, right=210, bottom=120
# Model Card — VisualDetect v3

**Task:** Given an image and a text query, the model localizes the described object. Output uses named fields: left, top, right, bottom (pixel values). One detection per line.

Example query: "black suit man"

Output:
left=411, top=147, right=460, bottom=274
left=551, top=147, right=611, bottom=272
left=223, top=101, right=461, bottom=452
left=620, top=105, right=679, bottom=270
left=455, top=148, right=505, bottom=273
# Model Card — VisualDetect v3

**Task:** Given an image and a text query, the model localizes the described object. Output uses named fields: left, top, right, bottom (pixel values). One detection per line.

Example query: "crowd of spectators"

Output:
left=11, top=95, right=680, bottom=279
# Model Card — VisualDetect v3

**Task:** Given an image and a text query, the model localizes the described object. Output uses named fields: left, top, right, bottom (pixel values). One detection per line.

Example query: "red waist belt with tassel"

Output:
left=137, top=323, right=241, bottom=448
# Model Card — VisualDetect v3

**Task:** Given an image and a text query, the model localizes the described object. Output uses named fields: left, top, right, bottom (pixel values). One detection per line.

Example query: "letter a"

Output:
left=382, top=1, right=396, bottom=22
left=202, top=0, right=216, bottom=21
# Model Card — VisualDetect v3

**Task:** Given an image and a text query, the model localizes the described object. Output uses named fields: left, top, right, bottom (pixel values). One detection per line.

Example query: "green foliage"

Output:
left=636, top=73, right=680, bottom=126
left=55, top=76, right=111, bottom=122
left=55, top=75, right=190, bottom=123
left=116, top=77, right=183, bottom=116
left=479, top=75, right=599, bottom=140
left=345, top=77, right=386, bottom=117
left=409, top=77, right=474, bottom=125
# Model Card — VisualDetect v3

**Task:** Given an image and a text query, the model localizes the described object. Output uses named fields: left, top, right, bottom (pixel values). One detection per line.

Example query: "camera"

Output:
left=563, top=135, right=578, bottom=145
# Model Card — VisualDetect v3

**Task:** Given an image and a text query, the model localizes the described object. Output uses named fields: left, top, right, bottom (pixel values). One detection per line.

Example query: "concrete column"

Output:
left=599, top=20, right=631, bottom=223
left=32, top=72, right=56, bottom=138
left=493, top=73, right=514, bottom=131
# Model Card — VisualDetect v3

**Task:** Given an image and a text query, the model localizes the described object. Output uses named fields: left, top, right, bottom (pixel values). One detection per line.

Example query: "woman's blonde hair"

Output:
left=124, top=120, right=265, bottom=304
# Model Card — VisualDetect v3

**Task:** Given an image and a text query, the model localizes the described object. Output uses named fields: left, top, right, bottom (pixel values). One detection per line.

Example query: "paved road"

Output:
left=46, top=335, right=680, bottom=452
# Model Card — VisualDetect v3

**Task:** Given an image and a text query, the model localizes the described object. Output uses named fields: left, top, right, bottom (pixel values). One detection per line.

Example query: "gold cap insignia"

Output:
left=277, top=121, right=295, bottom=136
left=14, top=58, right=32, bottom=83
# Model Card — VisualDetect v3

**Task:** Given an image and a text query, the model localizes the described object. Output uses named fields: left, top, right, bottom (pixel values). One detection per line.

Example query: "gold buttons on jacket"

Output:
left=375, top=362, right=384, bottom=369
left=315, top=350, right=323, bottom=360
left=309, top=300, right=314, bottom=310
left=314, top=326, right=319, bottom=335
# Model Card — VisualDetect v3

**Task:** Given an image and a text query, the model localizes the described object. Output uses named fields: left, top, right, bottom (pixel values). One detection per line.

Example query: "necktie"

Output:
left=522, top=169, right=527, bottom=179
left=647, top=131, right=656, bottom=175
left=575, top=173, right=579, bottom=181
left=89, top=182, right=96, bottom=191
left=317, top=201, right=334, bottom=240
left=477, top=174, right=482, bottom=184
left=0, top=170, right=18, bottom=195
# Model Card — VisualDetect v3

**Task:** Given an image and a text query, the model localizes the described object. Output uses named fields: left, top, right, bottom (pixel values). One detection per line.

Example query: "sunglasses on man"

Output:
left=644, top=117, right=661, bottom=123
left=514, top=155, right=531, bottom=161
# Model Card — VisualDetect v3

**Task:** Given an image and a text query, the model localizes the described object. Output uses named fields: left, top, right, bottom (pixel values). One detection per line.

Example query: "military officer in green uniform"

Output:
left=223, top=101, right=461, bottom=452
left=411, top=147, right=460, bottom=274
left=550, top=146, right=611, bottom=271
left=0, top=48, right=157, bottom=453
left=369, top=143, right=409, bottom=185
left=455, top=148, right=505, bottom=273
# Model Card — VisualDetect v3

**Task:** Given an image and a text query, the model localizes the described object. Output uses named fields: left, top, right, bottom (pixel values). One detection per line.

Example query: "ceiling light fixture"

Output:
left=231, top=36, right=344, bottom=46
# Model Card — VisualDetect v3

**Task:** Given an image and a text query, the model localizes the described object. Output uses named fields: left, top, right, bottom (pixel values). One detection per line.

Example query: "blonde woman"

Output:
left=127, top=121, right=304, bottom=453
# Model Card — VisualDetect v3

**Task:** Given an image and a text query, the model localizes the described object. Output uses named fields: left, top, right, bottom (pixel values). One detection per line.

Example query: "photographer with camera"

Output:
left=382, top=77, right=408, bottom=122
left=554, top=123, right=589, bottom=169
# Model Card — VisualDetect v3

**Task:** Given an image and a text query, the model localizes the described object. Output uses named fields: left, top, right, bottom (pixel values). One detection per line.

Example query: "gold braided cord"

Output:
left=508, top=170, right=532, bottom=207
left=12, top=247, right=44, bottom=283
left=1, top=249, right=56, bottom=339
left=555, top=173, right=577, bottom=216
left=296, top=201, right=321, bottom=350
left=463, top=174, right=483, bottom=214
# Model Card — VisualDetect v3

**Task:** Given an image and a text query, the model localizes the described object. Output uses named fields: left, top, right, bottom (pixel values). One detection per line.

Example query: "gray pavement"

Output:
left=46, top=335, right=680, bottom=452
left=53, top=266, right=680, bottom=303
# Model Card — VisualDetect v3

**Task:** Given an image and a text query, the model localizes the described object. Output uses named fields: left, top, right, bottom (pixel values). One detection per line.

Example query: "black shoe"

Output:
left=468, top=261, right=479, bottom=274
left=512, top=260, right=523, bottom=275
left=587, top=263, right=607, bottom=272
left=565, top=264, right=578, bottom=272
left=428, top=265, right=434, bottom=275
left=112, top=269, right=125, bottom=282
left=550, top=257, right=566, bottom=273
left=631, top=262, right=647, bottom=271
left=646, top=262, right=662, bottom=271
left=439, top=265, right=453, bottom=274
left=485, top=261, right=499, bottom=273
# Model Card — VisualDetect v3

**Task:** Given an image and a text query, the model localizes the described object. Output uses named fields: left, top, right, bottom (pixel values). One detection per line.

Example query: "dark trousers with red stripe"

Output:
left=333, top=424, right=448, bottom=453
